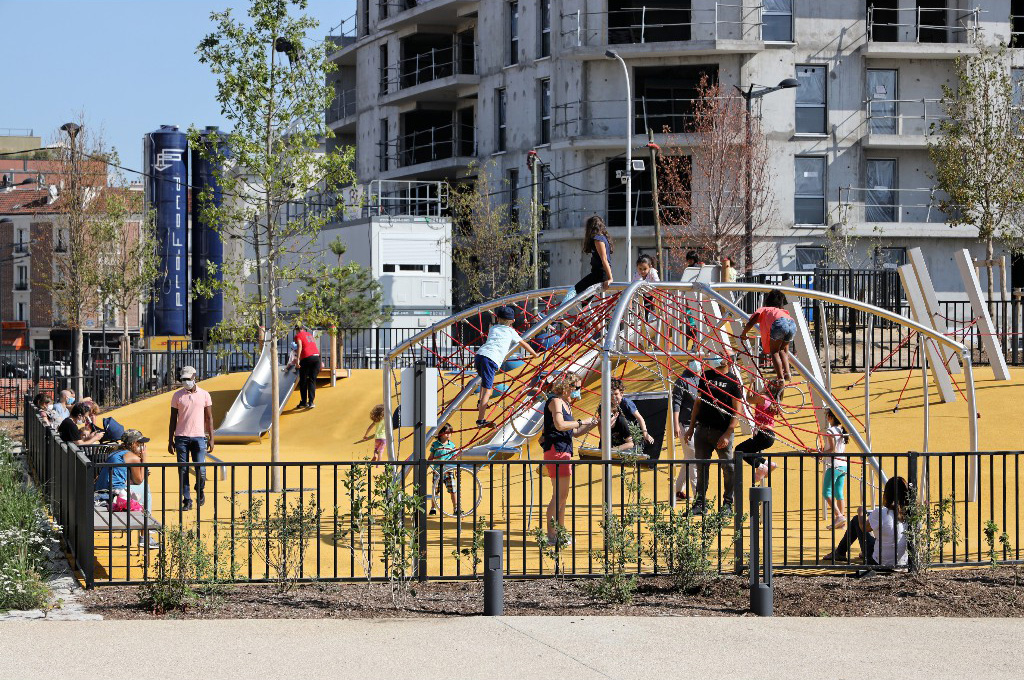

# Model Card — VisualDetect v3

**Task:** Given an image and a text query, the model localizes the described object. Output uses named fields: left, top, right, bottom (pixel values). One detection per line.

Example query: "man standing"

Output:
left=168, top=366, right=214, bottom=511
left=292, top=325, right=321, bottom=409
left=684, top=355, right=742, bottom=516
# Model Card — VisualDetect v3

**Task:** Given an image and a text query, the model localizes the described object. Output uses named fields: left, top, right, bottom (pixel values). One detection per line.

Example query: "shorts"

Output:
left=474, top=354, right=499, bottom=390
left=433, top=466, right=458, bottom=493
left=374, top=438, right=386, bottom=455
left=769, top=317, right=796, bottom=346
left=823, top=465, right=847, bottom=500
left=543, top=447, right=573, bottom=479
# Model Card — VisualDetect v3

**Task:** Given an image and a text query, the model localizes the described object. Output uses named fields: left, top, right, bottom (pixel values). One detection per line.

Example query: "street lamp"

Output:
left=735, top=79, right=799, bottom=275
left=606, top=49, right=633, bottom=281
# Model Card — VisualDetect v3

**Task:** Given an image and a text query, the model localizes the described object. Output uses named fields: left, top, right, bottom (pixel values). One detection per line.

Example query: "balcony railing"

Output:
left=837, top=187, right=958, bottom=225
left=327, top=12, right=357, bottom=39
left=866, top=5, right=980, bottom=44
left=561, top=2, right=762, bottom=49
left=327, top=88, right=357, bottom=125
left=367, top=180, right=448, bottom=218
left=14, top=282, right=28, bottom=291
left=553, top=97, right=702, bottom=138
left=381, top=122, right=477, bottom=169
left=13, top=243, right=28, bottom=254
left=385, top=44, right=475, bottom=92
left=865, top=98, right=946, bottom=136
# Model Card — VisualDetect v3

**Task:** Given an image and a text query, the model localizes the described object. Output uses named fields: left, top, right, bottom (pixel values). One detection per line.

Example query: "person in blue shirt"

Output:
left=609, top=378, right=655, bottom=447
left=475, top=305, right=538, bottom=427
left=573, top=215, right=614, bottom=295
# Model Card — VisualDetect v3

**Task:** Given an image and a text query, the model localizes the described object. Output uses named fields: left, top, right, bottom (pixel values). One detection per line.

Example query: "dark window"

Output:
left=458, top=107, right=475, bottom=156
left=379, top=44, right=389, bottom=95
left=868, top=0, right=900, bottom=42
left=539, top=78, right=551, bottom=144
left=428, top=264, right=441, bottom=273
left=539, top=250, right=551, bottom=287
left=606, top=157, right=655, bottom=228
left=379, top=118, right=389, bottom=171
left=508, top=2, right=519, bottom=65
left=400, top=110, right=454, bottom=166
left=795, top=246, right=826, bottom=271
left=634, top=65, right=718, bottom=134
left=399, top=34, right=454, bottom=88
left=1013, top=0, right=1024, bottom=48
left=361, top=0, right=370, bottom=36
left=458, top=29, right=475, bottom=74
left=796, top=65, right=827, bottom=134
left=874, top=246, right=907, bottom=269
left=539, top=165, right=550, bottom=229
left=507, top=168, right=520, bottom=224
left=378, top=0, right=388, bottom=20
left=762, top=0, right=793, bottom=41
left=794, top=156, right=826, bottom=225
left=540, top=0, right=551, bottom=57
left=496, top=88, right=507, bottom=152
left=608, top=0, right=691, bottom=44
left=917, top=0, right=948, bottom=43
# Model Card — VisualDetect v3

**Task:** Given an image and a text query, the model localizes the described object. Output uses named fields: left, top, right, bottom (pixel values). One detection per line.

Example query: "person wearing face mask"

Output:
left=168, top=366, right=214, bottom=511
left=33, top=393, right=55, bottom=427
left=53, top=389, right=75, bottom=422
left=539, top=374, right=599, bottom=547
left=58, top=402, right=104, bottom=446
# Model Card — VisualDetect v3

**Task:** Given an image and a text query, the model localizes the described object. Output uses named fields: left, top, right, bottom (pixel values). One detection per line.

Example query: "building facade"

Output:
left=327, top=0, right=1024, bottom=298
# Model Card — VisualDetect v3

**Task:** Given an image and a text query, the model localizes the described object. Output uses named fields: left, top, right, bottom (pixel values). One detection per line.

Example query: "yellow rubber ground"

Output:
left=90, top=365, right=1024, bottom=582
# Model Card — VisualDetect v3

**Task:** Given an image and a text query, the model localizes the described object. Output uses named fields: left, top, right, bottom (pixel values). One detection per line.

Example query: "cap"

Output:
left=495, top=305, right=516, bottom=320
left=122, top=429, right=150, bottom=446
left=179, top=366, right=197, bottom=380
left=705, top=355, right=724, bottom=368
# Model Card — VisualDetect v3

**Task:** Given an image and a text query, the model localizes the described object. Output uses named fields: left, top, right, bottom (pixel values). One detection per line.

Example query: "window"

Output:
left=762, top=0, right=793, bottom=42
left=794, top=156, right=826, bottom=225
left=539, top=0, right=551, bottom=58
left=866, top=158, right=897, bottom=223
left=381, top=235, right=443, bottom=275
left=377, top=0, right=387, bottom=20
left=55, top=229, right=67, bottom=252
left=874, top=246, right=907, bottom=269
left=796, top=65, right=827, bottom=134
left=539, top=78, right=551, bottom=144
left=917, top=1, right=948, bottom=44
left=539, top=164, right=550, bottom=229
left=868, top=0, right=899, bottom=42
left=379, top=118, right=389, bottom=172
left=379, top=44, right=389, bottom=96
left=15, top=265, right=27, bottom=290
left=608, top=0, right=691, bottom=44
left=794, top=246, right=826, bottom=271
left=634, top=65, right=718, bottom=134
left=508, top=2, right=519, bottom=65
left=539, top=250, right=551, bottom=287
left=1013, top=0, right=1024, bottom=48
left=15, top=303, right=26, bottom=322
left=361, top=0, right=370, bottom=37
left=607, top=157, right=658, bottom=228
left=507, top=168, right=519, bottom=224
left=496, top=88, right=507, bottom=152
left=1013, top=68, right=1024, bottom=129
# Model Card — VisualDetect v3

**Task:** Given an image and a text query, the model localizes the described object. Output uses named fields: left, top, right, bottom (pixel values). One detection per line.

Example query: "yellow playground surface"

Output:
left=91, top=363, right=1024, bottom=582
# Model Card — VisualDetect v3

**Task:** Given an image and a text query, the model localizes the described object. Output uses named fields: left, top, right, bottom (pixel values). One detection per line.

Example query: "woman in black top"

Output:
left=573, top=215, right=614, bottom=295
left=541, top=373, right=599, bottom=545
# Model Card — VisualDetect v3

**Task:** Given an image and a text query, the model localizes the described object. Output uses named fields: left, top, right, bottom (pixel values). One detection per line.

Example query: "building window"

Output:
left=796, top=65, right=827, bottom=134
left=794, top=156, right=826, bottom=225
left=15, top=265, right=27, bottom=291
left=15, top=303, right=26, bottom=322
left=379, top=44, right=389, bottom=96
left=508, top=1, right=519, bottom=65
left=539, top=164, right=550, bottom=229
left=762, top=0, right=793, bottom=42
left=506, top=168, right=519, bottom=224
left=496, top=88, right=507, bottom=152
left=539, top=250, right=551, bottom=287
left=377, top=0, right=388, bottom=20
left=379, top=118, right=389, bottom=172
left=361, top=0, right=370, bottom=37
left=539, top=0, right=551, bottom=58
left=634, top=64, right=718, bottom=134
left=794, top=246, right=826, bottom=271
left=539, top=78, right=551, bottom=144
left=55, top=229, right=68, bottom=252
left=874, top=246, right=907, bottom=270
left=1014, top=0, right=1024, bottom=48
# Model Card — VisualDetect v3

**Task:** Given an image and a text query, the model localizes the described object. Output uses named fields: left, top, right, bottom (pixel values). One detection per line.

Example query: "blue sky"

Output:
left=3, top=0, right=355, bottom=175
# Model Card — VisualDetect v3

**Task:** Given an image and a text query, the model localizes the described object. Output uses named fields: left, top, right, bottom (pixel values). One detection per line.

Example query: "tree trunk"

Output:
left=74, top=327, right=84, bottom=398
left=121, top=317, right=131, bottom=404
left=987, top=236, right=996, bottom=320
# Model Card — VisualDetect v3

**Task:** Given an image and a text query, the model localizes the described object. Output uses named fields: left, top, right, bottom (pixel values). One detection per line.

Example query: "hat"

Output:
left=494, top=305, right=516, bottom=320
left=705, top=354, right=725, bottom=368
left=179, top=365, right=197, bottom=380
left=122, top=429, right=150, bottom=446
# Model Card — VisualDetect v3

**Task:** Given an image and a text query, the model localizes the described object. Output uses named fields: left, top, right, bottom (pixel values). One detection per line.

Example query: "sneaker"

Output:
left=720, top=501, right=734, bottom=517
left=180, top=498, right=193, bottom=512
left=297, top=401, right=308, bottom=409
left=138, top=532, right=160, bottom=550
left=197, top=491, right=206, bottom=507
left=307, top=403, right=316, bottom=409
left=675, top=490, right=688, bottom=502
left=754, top=463, right=769, bottom=483
left=428, top=507, right=437, bottom=516
left=828, top=515, right=847, bottom=530
left=684, top=501, right=706, bottom=517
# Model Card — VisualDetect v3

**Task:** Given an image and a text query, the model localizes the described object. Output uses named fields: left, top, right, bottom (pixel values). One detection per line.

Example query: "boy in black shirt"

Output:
left=684, top=355, right=743, bottom=515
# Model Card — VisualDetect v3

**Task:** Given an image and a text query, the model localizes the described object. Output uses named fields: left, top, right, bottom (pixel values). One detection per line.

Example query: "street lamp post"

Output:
left=736, top=79, right=799, bottom=275
left=606, top=49, right=633, bottom=281
left=60, top=122, right=83, bottom=396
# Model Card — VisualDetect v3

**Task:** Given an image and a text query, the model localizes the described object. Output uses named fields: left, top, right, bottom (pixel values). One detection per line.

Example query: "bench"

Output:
left=93, top=505, right=162, bottom=553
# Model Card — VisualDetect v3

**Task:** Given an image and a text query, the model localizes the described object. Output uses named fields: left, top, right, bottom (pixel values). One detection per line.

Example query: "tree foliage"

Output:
left=296, top=238, right=391, bottom=330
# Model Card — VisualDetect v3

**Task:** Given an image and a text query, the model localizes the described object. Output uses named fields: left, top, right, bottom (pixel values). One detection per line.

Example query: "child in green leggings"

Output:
left=819, top=410, right=849, bottom=529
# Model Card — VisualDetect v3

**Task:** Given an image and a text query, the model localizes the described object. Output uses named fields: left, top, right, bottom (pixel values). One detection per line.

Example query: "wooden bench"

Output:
left=93, top=505, right=162, bottom=553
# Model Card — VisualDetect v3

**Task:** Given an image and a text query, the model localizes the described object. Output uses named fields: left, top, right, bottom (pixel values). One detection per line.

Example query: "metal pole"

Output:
left=483, top=529, right=504, bottom=615
left=864, top=314, right=873, bottom=450
left=963, top=351, right=979, bottom=502
left=531, top=156, right=540, bottom=296
left=749, top=485, right=772, bottom=616
left=744, top=89, right=754, bottom=274
left=414, top=361, right=428, bottom=581
left=648, top=129, right=663, bottom=270
left=920, top=334, right=929, bottom=453
left=612, top=52, right=632, bottom=281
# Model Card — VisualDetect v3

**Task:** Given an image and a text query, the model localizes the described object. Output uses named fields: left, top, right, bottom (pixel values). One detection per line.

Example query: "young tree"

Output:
left=190, top=0, right=355, bottom=483
left=658, top=79, right=776, bottom=273
left=449, top=161, right=532, bottom=307
left=929, top=43, right=1024, bottom=313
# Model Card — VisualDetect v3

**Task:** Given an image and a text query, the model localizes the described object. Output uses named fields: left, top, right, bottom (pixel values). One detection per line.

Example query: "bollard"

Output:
left=483, top=529, right=504, bottom=616
left=749, top=486, right=773, bottom=616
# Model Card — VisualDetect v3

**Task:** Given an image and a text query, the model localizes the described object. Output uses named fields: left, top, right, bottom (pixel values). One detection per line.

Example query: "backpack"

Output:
left=101, top=417, right=125, bottom=443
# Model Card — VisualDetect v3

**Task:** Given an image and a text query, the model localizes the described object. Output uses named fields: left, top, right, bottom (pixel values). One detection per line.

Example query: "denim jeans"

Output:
left=174, top=435, right=207, bottom=501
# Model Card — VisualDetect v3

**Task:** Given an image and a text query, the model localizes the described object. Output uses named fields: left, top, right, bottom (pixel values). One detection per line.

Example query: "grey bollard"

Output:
left=483, top=529, right=504, bottom=616
left=749, top=486, right=773, bottom=616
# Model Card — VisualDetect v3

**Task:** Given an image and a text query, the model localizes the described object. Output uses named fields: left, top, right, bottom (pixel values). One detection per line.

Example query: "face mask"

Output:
left=66, top=397, right=75, bottom=405
left=183, top=379, right=196, bottom=390
left=570, top=389, right=581, bottom=400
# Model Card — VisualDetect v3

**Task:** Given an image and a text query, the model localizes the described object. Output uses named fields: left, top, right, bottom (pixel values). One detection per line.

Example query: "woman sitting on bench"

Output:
left=94, top=429, right=159, bottom=550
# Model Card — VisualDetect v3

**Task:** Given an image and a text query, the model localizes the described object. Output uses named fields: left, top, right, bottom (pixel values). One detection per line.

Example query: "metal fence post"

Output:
left=733, top=446, right=744, bottom=574
left=413, top=362, right=429, bottom=582
left=749, top=485, right=772, bottom=616
left=483, top=529, right=504, bottom=615
left=907, top=450, right=920, bottom=573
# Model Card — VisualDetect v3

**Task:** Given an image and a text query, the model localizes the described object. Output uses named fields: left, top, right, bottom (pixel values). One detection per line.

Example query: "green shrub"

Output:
left=372, top=465, right=423, bottom=602
left=138, top=524, right=236, bottom=614
left=237, top=496, right=323, bottom=591
left=648, top=502, right=733, bottom=593
left=905, top=495, right=960, bottom=572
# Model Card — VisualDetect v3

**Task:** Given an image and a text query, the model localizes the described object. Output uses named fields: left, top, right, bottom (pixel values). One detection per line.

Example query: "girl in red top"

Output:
left=741, top=289, right=796, bottom=384
left=735, top=382, right=782, bottom=484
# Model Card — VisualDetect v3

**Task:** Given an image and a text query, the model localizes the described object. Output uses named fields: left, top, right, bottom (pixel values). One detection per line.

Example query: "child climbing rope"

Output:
left=475, top=305, right=539, bottom=428
left=741, top=288, right=796, bottom=384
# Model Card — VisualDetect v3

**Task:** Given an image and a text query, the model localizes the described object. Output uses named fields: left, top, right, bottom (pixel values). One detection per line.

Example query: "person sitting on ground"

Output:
left=474, top=305, right=538, bottom=428
left=821, top=476, right=910, bottom=568
left=33, top=393, right=55, bottom=427
left=58, top=402, right=105, bottom=446
left=740, top=288, right=796, bottom=384
left=52, top=389, right=75, bottom=422
left=94, top=429, right=158, bottom=549
left=427, top=423, right=460, bottom=515
left=610, top=378, right=654, bottom=446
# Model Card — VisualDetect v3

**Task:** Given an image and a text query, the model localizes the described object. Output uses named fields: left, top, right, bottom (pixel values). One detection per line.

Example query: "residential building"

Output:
left=327, top=1, right=1024, bottom=298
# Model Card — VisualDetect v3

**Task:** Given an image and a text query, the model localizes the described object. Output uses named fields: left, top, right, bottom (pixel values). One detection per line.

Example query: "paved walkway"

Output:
left=1, top=617, right=1020, bottom=679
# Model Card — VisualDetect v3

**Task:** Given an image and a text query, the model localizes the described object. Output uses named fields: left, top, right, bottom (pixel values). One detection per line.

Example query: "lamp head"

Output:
left=605, top=49, right=618, bottom=60
left=777, top=78, right=800, bottom=89
left=60, top=122, right=82, bottom=139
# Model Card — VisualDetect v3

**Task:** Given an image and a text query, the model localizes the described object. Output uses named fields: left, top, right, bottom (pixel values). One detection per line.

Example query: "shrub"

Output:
left=138, top=524, right=235, bottom=614
left=589, top=449, right=648, bottom=604
left=984, top=520, right=1012, bottom=567
left=372, top=464, right=423, bottom=602
left=237, top=496, right=323, bottom=591
left=451, top=516, right=487, bottom=577
left=648, top=502, right=733, bottom=593
left=905, top=495, right=960, bottom=572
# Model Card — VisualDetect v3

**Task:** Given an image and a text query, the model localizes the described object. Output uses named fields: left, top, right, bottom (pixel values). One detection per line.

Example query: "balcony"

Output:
left=560, top=2, right=763, bottom=59
left=326, top=13, right=359, bottom=65
left=327, top=88, right=357, bottom=132
left=863, top=98, right=945, bottom=149
left=836, top=187, right=970, bottom=238
left=865, top=6, right=979, bottom=59
left=552, top=97, right=700, bottom=150
left=380, top=121, right=476, bottom=180
left=382, top=42, right=478, bottom=107
left=14, top=282, right=28, bottom=291
left=377, top=0, right=480, bottom=31
left=13, top=243, right=28, bottom=254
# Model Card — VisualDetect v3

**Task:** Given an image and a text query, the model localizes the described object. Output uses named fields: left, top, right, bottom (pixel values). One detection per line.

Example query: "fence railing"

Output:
left=560, top=3, right=762, bottom=48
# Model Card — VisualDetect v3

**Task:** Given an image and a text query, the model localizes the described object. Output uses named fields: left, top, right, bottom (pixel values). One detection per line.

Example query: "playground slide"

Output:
left=214, top=340, right=299, bottom=443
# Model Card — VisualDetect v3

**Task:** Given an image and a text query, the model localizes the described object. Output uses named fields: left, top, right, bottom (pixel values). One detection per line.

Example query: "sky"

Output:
left=2, top=0, right=355, bottom=176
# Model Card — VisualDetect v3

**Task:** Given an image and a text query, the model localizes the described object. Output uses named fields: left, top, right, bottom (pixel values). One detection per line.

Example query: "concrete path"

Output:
left=1, top=617, right=1020, bottom=679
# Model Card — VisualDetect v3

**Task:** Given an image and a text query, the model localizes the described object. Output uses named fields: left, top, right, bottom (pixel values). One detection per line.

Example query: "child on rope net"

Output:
left=740, top=288, right=796, bottom=385
left=735, top=381, right=782, bottom=484
left=474, top=305, right=539, bottom=428
left=427, top=423, right=460, bottom=515
left=818, top=409, right=850, bottom=529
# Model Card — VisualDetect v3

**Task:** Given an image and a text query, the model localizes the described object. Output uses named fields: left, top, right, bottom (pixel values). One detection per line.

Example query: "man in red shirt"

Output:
left=291, top=325, right=321, bottom=409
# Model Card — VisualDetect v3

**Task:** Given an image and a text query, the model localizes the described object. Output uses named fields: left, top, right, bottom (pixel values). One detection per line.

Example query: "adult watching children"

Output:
left=168, top=366, right=214, bottom=511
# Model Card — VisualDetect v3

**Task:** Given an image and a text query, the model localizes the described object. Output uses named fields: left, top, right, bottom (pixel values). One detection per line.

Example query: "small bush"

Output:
left=984, top=520, right=1012, bottom=567
left=906, top=495, right=960, bottom=572
left=648, top=502, right=732, bottom=594
left=237, top=496, right=323, bottom=591
left=451, top=516, right=487, bottom=576
left=589, top=449, right=648, bottom=604
left=372, top=464, right=423, bottom=602
left=138, top=525, right=235, bottom=614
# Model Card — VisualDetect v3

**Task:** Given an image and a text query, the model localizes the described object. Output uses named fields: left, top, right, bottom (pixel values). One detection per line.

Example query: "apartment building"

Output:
left=327, top=0, right=1024, bottom=297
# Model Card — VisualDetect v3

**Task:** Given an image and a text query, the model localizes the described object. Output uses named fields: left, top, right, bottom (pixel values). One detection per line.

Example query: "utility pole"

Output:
left=647, top=130, right=663, bottom=272
left=528, top=150, right=540, bottom=295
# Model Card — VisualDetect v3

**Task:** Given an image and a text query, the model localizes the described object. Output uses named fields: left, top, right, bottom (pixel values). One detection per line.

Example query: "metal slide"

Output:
left=214, top=340, right=299, bottom=443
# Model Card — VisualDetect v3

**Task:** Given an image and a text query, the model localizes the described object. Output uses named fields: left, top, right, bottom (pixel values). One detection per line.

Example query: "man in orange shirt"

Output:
left=291, top=325, right=321, bottom=409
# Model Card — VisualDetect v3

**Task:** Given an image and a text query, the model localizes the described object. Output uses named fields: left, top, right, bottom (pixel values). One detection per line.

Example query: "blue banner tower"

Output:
left=145, top=125, right=188, bottom=337
left=190, top=126, right=226, bottom=344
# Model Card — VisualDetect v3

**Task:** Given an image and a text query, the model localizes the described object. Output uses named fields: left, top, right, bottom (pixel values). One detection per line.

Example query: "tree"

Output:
left=448, top=161, right=532, bottom=307
left=95, top=186, right=160, bottom=399
left=657, top=79, right=776, bottom=273
left=296, top=238, right=391, bottom=367
left=190, top=0, right=355, bottom=485
left=929, top=42, right=1024, bottom=313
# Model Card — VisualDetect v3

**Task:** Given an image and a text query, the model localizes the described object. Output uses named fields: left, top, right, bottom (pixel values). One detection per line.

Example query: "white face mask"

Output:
left=183, top=379, right=196, bottom=390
